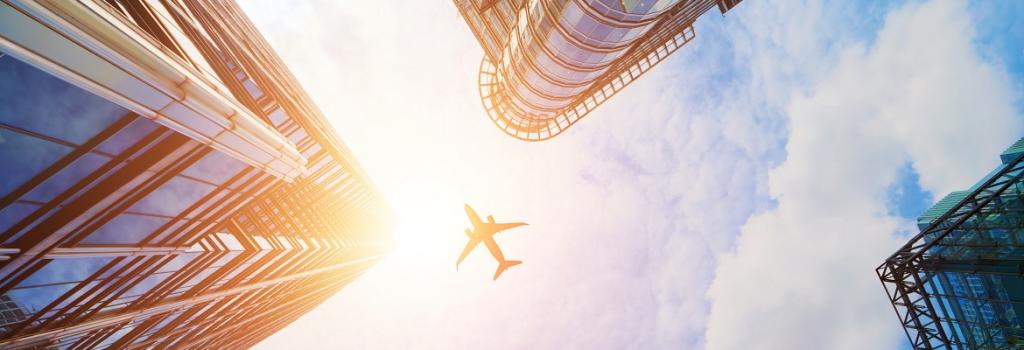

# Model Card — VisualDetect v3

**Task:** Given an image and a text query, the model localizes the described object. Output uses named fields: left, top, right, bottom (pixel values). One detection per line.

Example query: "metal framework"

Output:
left=877, top=152, right=1024, bottom=350
left=459, top=0, right=731, bottom=141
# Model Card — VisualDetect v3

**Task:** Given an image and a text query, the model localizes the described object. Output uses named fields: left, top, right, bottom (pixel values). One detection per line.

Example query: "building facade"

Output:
left=879, top=138, right=1024, bottom=349
left=0, top=1, right=392, bottom=348
left=454, top=0, right=742, bottom=141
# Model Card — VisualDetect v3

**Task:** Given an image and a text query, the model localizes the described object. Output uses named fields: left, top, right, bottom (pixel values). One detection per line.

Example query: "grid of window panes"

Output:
left=0, top=0, right=391, bottom=348
left=0, top=295, right=28, bottom=335
left=924, top=272, right=1024, bottom=349
left=912, top=161, right=1024, bottom=349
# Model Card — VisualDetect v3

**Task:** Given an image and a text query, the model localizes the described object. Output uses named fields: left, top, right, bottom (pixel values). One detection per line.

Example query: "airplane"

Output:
left=456, top=204, right=528, bottom=280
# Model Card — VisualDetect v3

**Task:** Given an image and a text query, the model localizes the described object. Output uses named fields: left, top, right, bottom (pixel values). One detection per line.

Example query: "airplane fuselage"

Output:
left=458, top=204, right=528, bottom=280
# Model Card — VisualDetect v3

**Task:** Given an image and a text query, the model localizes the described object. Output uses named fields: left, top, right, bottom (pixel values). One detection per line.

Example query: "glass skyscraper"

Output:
left=0, top=1, right=392, bottom=348
left=879, top=138, right=1024, bottom=349
left=454, top=0, right=742, bottom=141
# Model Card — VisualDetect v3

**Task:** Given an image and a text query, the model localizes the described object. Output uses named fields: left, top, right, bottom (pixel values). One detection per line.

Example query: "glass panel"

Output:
left=4, top=257, right=113, bottom=314
left=241, top=79, right=263, bottom=99
left=157, top=252, right=200, bottom=273
left=181, top=150, right=248, bottom=185
left=216, top=232, right=244, bottom=251
left=82, top=213, right=169, bottom=244
left=117, top=273, right=173, bottom=305
left=0, top=128, right=73, bottom=198
left=301, top=143, right=321, bottom=158
left=2, top=204, right=56, bottom=245
left=287, top=127, right=308, bottom=144
left=95, top=117, right=161, bottom=155
left=0, top=55, right=127, bottom=145
left=128, top=176, right=217, bottom=217
left=97, top=324, right=135, bottom=349
left=22, top=152, right=109, bottom=202
left=267, top=106, right=289, bottom=126
left=0, top=202, right=38, bottom=234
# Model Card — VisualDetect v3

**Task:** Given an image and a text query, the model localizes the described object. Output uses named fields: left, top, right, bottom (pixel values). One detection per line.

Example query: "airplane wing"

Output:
left=464, top=204, right=484, bottom=230
left=456, top=237, right=480, bottom=270
left=485, top=222, right=528, bottom=235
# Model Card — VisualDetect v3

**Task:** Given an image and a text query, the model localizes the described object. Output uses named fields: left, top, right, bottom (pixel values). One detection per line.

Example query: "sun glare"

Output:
left=385, top=188, right=465, bottom=264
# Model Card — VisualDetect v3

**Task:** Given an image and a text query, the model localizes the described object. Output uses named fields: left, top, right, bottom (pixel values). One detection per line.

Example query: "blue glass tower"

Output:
left=880, top=138, right=1024, bottom=349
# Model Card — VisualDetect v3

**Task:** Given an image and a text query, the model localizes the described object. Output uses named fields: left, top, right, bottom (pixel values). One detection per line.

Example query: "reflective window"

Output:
left=1, top=204, right=56, bottom=245
left=181, top=150, right=248, bottom=185
left=4, top=257, right=113, bottom=313
left=302, top=143, right=322, bottom=158
left=95, top=118, right=161, bottom=155
left=528, top=43, right=606, bottom=83
left=0, top=129, right=72, bottom=198
left=267, top=106, right=290, bottom=126
left=502, top=66, right=570, bottom=111
left=242, top=79, right=264, bottom=99
left=114, top=272, right=174, bottom=308
left=588, top=0, right=676, bottom=22
left=128, top=176, right=217, bottom=217
left=511, top=55, right=589, bottom=98
left=216, top=232, right=244, bottom=250
left=157, top=252, right=201, bottom=273
left=287, top=127, right=308, bottom=144
left=540, top=22, right=625, bottom=67
left=22, top=152, right=109, bottom=202
left=83, top=213, right=169, bottom=244
left=560, top=2, right=653, bottom=48
left=96, top=325, right=135, bottom=348
left=0, top=203, right=38, bottom=234
left=0, top=55, right=127, bottom=145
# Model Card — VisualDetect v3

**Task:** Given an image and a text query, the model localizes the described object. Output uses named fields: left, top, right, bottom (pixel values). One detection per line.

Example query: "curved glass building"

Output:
left=456, top=0, right=742, bottom=141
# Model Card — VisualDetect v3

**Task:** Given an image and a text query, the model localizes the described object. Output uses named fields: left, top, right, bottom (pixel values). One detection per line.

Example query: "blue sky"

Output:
left=242, top=0, right=1024, bottom=349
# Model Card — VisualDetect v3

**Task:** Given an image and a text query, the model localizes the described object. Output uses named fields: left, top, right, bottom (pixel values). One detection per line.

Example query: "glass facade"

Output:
left=454, top=0, right=743, bottom=140
left=881, top=138, right=1024, bottom=349
left=0, top=1, right=391, bottom=349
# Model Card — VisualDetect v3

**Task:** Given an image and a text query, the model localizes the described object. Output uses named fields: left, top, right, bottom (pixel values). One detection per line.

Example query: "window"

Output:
left=0, top=129, right=73, bottom=198
left=0, top=54, right=127, bottom=145
left=181, top=150, right=248, bottom=185
left=129, top=176, right=217, bottom=217
left=3, top=257, right=114, bottom=314
left=95, top=118, right=161, bottom=155
left=83, top=213, right=169, bottom=244
left=22, top=152, right=109, bottom=202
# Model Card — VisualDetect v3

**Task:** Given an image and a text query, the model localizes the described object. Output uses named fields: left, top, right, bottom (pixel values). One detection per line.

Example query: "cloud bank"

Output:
left=704, top=0, right=1022, bottom=349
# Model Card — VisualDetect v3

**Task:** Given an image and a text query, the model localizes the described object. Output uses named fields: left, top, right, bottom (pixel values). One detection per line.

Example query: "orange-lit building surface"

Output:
left=455, top=0, right=742, bottom=141
left=0, top=1, right=392, bottom=348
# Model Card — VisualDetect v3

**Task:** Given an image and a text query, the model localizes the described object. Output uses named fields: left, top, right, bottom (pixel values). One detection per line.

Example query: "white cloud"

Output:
left=704, top=0, right=1022, bottom=349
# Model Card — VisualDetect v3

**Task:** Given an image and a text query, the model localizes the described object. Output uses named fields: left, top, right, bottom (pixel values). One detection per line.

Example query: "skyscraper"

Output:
left=454, top=0, right=742, bottom=141
left=0, top=1, right=392, bottom=348
left=879, top=138, right=1024, bottom=349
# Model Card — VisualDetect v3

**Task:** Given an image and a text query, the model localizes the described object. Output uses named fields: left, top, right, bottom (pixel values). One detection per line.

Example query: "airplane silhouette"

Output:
left=457, top=204, right=528, bottom=280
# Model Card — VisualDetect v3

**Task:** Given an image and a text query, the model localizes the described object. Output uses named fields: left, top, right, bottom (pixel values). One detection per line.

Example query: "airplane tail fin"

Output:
left=493, top=260, right=522, bottom=280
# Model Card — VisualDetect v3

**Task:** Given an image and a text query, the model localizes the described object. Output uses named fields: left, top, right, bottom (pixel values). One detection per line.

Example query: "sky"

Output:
left=241, top=0, right=1024, bottom=349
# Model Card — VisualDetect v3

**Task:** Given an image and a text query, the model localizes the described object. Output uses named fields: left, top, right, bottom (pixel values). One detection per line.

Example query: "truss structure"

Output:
left=878, top=152, right=1024, bottom=349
